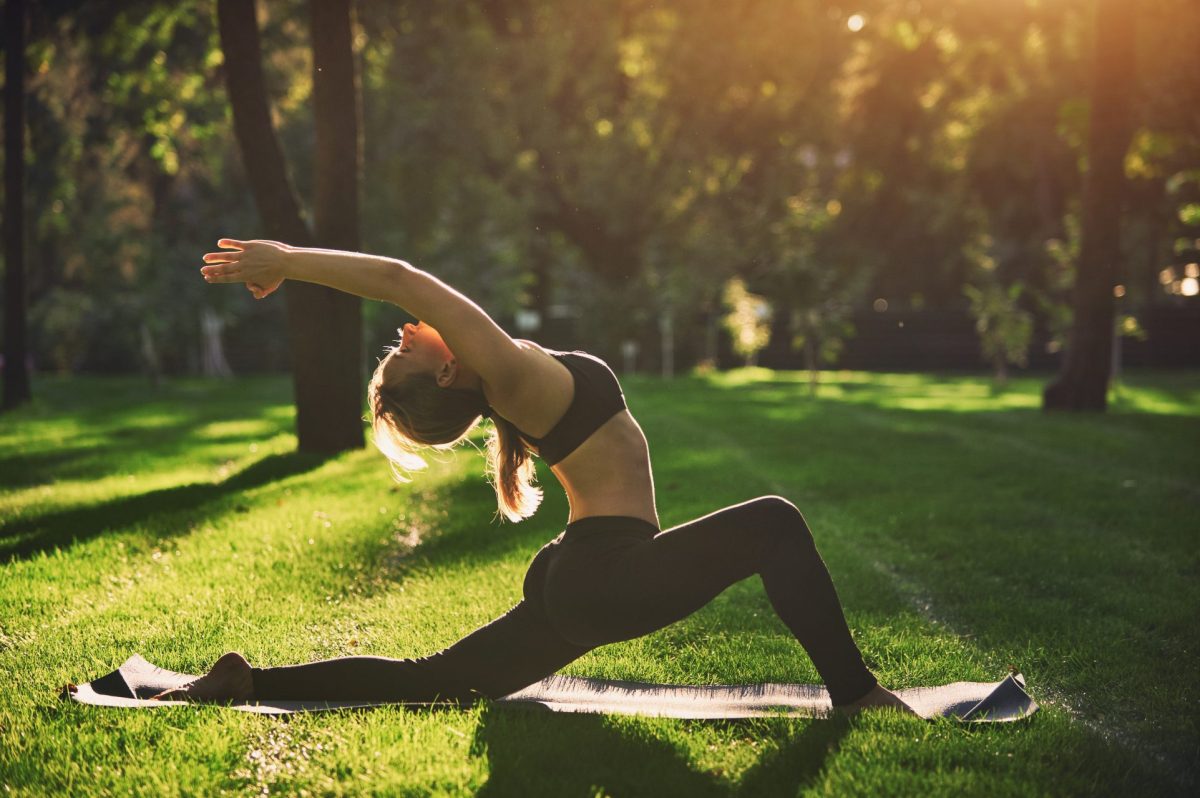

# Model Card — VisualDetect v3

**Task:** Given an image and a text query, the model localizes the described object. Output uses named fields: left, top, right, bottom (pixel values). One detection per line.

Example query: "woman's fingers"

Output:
left=203, top=239, right=284, bottom=296
left=202, top=266, right=242, bottom=282
left=244, top=281, right=280, bottom=299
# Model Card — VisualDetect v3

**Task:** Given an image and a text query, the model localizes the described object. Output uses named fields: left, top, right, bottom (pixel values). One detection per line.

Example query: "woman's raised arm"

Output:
left=201, top=239, right=530, bottom=396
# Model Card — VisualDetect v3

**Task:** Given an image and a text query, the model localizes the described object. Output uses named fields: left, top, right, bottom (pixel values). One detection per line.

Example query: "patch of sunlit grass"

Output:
left=1, top=371, right=1195, bottom=796
left=692, top=368, right=1200, bottom=417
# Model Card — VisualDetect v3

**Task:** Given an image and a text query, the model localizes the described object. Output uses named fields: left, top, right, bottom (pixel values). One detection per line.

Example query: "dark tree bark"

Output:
left=216, top=0, right=363, bottom=453
left=1042, top=0, right=1136, bottom=411
left=3, top=0, right=32, bottom=410
left=300, top=0, right=364, bottom=452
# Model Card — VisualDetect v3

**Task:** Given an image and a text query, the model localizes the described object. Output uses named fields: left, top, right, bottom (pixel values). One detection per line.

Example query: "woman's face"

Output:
left=382, top=321, right=455, bottom=384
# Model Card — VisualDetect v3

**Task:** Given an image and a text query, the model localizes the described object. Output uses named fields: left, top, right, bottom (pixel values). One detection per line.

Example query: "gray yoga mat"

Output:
left=65, top=655, right=1037, bottom=722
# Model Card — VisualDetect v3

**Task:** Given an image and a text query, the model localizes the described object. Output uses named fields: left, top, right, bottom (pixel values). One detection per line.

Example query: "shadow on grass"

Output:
left=0, top=452, right=331, bottom=563
left=0, top=445, right=102, bottom=489
left=472, top=705, right=850, bottom=797
left=0, top=376, right=294, bottom=487
left=0, top=421, right=292, bottom=489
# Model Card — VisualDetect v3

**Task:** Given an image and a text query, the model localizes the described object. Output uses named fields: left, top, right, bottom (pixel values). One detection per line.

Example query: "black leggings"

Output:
left=251, top=496, right=877, bottom=706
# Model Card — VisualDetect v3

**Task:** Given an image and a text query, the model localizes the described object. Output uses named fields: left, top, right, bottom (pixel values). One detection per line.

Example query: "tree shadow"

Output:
left=471, top=704, right=850, bottom=797
left=0, top=417, right=292, bottom=488
left=1, top=376, right=295, bottom=487
left=0, top=452, right=332, bottom=562
left=0, top=445, right=103, bottom=489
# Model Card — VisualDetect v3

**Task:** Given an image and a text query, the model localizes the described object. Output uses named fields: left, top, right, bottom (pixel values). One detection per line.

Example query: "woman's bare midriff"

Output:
left=549, top=410, right=659, bottom=528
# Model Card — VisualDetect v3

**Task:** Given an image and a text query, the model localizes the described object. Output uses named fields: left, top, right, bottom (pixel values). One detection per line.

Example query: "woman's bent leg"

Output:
left=251, top=600, right=590, bottom=702
left=546, top=497, right=876, bottom=705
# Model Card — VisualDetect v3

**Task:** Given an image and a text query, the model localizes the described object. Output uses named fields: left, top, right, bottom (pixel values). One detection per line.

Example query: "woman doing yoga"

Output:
left=159, top=239, right=912, bottom=713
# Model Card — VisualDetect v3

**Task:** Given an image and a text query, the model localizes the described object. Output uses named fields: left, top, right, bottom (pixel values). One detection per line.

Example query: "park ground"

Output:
left=0, top=370, right=1197, bottom=796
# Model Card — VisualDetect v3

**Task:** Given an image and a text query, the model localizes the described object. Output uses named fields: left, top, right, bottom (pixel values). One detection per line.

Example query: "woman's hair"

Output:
left=367, top=355, right=542, bottom=522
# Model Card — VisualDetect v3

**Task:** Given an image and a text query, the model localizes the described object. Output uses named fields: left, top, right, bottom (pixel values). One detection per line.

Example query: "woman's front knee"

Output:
left=748, top=494, right=802, bottom=521
left=747, top=495, right=814, bottom=544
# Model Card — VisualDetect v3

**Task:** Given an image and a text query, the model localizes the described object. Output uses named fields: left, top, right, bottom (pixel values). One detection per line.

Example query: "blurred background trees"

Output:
left=3, top=0, right=30, bottom=409
left=2, top=0, right=1198, bottom=410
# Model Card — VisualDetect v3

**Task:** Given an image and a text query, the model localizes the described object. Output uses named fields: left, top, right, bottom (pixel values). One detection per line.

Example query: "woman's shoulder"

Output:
left=514, top=338, right=549, bottom=353
left=498, top=339, right=569, bottom=379
left=514, top=340, right=605, bottom=364
left=514, top=340, right=585, bottom=364
left=489, top=340, right=575, bottom=438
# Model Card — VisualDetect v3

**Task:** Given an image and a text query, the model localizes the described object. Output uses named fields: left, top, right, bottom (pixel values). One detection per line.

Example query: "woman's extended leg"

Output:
left=248, top=599, right=589, bottom=702
left=544, top=496, right=881, bottom=706
left=162, top=541, right=591, bottom=703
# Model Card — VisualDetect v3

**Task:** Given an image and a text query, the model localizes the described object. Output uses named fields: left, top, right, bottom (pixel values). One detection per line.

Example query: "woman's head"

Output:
left=381, top=322, right=457, bottom=387
left=367, top=323, right=542, bottom=522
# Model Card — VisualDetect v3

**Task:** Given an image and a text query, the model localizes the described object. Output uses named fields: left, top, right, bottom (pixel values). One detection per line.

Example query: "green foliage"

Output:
left=29, top=288, right=96, bottom=373
left=22, top=0, right=263, bottom=375
left=963, top=281, right=1034, bottom=383
left=720, top=278, right=772, bottom=366
left=1176, top=202, right=1200, bottom=226
left=1117, top=313, right=1148, bottom=342
left=13, top=0, right=1200, bottom=376
left=791, top=304, right=854, bottom=370
left=756, top=202, right=863, bottom=386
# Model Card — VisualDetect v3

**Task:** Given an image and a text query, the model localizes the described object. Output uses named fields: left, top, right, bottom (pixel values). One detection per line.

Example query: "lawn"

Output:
left=1, top=370, right=1197, bottom=797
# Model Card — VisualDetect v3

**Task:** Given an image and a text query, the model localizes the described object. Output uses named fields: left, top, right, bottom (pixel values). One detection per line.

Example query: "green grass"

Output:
left=1, top=370, right=1197, bottom=796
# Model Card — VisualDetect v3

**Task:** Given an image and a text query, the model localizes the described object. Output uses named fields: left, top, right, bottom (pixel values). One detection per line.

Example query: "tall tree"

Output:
left=3, top=0, right=32, bottom=410
left=217, top=0, right=363, bottom=452
left=303, top=0, right=363, bottom=448
left=1043, top=0, right=1136, bottom=411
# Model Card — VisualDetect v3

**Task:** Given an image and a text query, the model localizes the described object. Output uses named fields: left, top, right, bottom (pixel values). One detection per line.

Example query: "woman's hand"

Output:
left=201, top=239, right=291, bottom=299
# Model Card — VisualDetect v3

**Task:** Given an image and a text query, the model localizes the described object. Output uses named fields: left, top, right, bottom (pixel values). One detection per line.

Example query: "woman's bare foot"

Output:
left=152, top=652, right=255, bottom=703
left=835, top=683, right=917, bottom=716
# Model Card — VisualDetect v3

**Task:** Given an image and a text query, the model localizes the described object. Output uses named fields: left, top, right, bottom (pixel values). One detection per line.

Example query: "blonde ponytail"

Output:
left=485, top=414, right=543, bottom=522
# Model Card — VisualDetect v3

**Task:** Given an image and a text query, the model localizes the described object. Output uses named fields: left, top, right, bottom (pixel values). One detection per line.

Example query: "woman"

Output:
left=160, top=238, right=911, bottom=713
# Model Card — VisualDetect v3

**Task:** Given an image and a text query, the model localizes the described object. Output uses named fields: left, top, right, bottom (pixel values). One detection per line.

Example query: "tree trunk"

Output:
left=704, top=305, right=719, bottom=367
left=658, top=309, right=674, bottom=379
left=140, top=322, right=164, bottom=387
left=1042, top=0, right=1136, bottom=411
left=216, top=0, right=363, bottom=453
left=199, top=308, right=233, bottom=378
left=216, top=0, right=311, bottom=245
left=3, top=0, right=32, bottom=410
left=804, top=337, right=818, bottom=395
left=300, top=0, right=364, bottom=453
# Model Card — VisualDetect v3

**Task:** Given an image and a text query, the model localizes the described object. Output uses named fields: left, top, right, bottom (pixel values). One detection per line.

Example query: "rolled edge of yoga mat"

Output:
left=64, top=655, right=1038, bottom=721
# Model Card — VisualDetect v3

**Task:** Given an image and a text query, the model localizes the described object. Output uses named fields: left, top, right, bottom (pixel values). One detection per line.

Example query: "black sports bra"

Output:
left=508, top=350, right=627, bottom=466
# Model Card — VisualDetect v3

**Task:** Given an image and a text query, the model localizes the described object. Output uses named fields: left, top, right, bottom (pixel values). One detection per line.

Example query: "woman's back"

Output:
left=548, top=408, right=658, bottom=526
left=503, top=342, right=659, bottom=527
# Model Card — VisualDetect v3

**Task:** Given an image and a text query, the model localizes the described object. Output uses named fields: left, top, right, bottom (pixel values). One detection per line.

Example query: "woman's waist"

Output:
left=553, top=453, right=654, bottom=506
left=562, top=486, right=658, bottom=532
left=563, top=514, right=660, bottom=540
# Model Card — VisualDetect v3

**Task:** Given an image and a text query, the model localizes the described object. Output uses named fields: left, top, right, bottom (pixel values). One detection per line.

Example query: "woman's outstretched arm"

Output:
left=200, top=238, right=530, bottom=396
